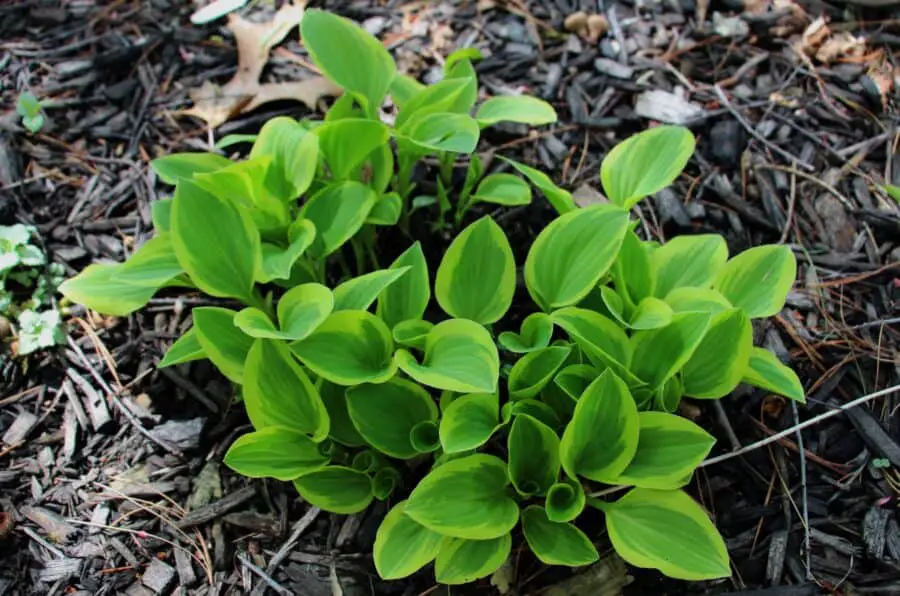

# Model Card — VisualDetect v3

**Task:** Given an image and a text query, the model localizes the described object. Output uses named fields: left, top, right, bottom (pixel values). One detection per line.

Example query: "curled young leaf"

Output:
left=498, top=312, right=553, bottom=354
left=545, top=477, right=586, bottom=523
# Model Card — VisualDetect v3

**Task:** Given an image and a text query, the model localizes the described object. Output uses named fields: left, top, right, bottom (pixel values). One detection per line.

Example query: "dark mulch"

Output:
left=2, top=0, right=900, bottom=594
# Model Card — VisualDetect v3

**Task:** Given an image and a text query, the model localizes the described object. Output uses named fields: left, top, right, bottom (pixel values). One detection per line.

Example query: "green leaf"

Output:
left=117, top=236, right=182, bottom=287
left=59, top=264, right=156, bottom=316
left=439, top=392, right=498, bottom=454
left=258, top=220, right=316, bottom=283
left=374, top=501, right=444, bottom=580
left=664, top=287, right=732, bottom=314
left=377, top=242, right=430, bottom=330
left=396, top=77, right=477, bottom=128
left=224, top=427, right=328, bottom=481
left=560, top=370, right=639, bottom=482
left=346, top=378, right=438, bottom=459
left=317, top=381, right=366, bottom=448
left=614, top=229, right=653, bottom=303
left=476, top=96, right=557, bottom=127
left=278, top=283, right=334, bottom=340
left=171, top=179, right=259, bottom=303
left=600, top=126, right=695, bottom=209
left=192, top=307, right=254, bottom=384
left=503, top=399, right=561, bottom=430
left=498, top=313, right=553, bottom=354
left=525, top=204, right=630, bottom=311
left=234, top=308, right=282, bottom=339
left=392, top=319, right=433, bottom=350
left=508, top=414, right=560, bottom=496
left=436, top=216, right=515, bottom=325
left=469, top=173, right=531, bottom=207
left=681, top=308, right=752, bottom=399
left=405, top=454, right=519, bottom=539
left=629, top=311, right=712, bottom=391
left=366, top=192, right=402, bottom=225
left=742, top=347, right=805, bottom=402
left=290, top=310, right=395, bottom=386
left=192, top=157, right=288, bottom=233
left=250, top=116, right=318, bottom=199
left=434, top=535, right=512, bottom=585
left=300, top=181, right=376, bottom=258
left=293, top=466, right=374, bottom=514
left=522, top=506, right=599, bottom=567
left=243, top=339, right=329, bottom=440
left=604, top=488, right=730, bottom=580
left=882, top=184, right=900, bottom=203
left=715, top=245, right=796, bottom=318
left=158, top=327, right=205, bottom=367
left=394, top=319, right=499, bottom=394
left=611, top=412, right=714, bottom=489
left=333, top=267, right=410, bottom=311
left=389, top=74, right=425, bottom=109
left=499, top=156, right=576, bottom=215
left=215, top=133, right=257, bottom=150
left=301, top=9, right=396, bottom=115
left=401, top=112, right=480, bottom=154
left=508, top=345, right=572, bottom=400
left=316, top=118, right=390, bottom=180
left=151, top=152, right=231, bottom=185
left=550, top=308, right=636, bottom=384
left=151, top=199, right=172, bottom=233
left=629, top=297, right=673, bottom=330
left=545, top=477, right=586, bottom=523
left=553, top=364, right=600, bottom=402
left=650, top=234, right=728, bottom=299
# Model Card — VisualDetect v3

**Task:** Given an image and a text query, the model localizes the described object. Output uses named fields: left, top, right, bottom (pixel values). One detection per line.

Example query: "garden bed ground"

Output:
left=2, top=0, right=900, bottom=594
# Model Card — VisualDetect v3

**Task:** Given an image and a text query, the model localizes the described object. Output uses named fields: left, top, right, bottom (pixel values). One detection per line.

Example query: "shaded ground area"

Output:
left=1, top=0, right=900, bottom=594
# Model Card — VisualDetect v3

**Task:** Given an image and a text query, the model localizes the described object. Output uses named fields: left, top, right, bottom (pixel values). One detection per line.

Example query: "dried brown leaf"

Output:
left=183, top=1, right=339, bottom=128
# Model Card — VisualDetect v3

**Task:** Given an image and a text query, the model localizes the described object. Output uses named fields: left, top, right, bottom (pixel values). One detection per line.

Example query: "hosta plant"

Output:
left=58, top=9, right=805, bottom=589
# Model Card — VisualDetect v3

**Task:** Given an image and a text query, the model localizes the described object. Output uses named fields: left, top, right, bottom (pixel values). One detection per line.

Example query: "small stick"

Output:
left=238, top=553, right=292, bottom=596
left=792, top=399, right=813, bottom=580
left=713, top=86, right=815, bottom=172
left=701, top=384, right=900, bottom=468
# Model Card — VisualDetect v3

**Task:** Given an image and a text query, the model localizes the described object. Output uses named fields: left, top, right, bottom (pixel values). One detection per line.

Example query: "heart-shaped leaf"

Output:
left=498, top=312, right=553, bottom=353
left=405, top=454, right=519, bottom=539
left=293, top=466, right=374, bottom=514
left=439, top=392, right=499, bottom=454
left=291, top=310, right=395, bottom=386
left=522, top=506, right=598, bottom=567
left=394, top=319, right=499, bottom=394
left=347, top=378, right=438, bottom=459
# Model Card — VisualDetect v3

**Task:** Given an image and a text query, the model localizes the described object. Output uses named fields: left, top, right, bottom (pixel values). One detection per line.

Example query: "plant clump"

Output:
left=60, top=8, right=803, bottom=587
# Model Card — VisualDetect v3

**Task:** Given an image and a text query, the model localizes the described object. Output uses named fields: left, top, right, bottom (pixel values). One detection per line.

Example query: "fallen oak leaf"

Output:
left=182, top=0, right=340, bottom=128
